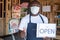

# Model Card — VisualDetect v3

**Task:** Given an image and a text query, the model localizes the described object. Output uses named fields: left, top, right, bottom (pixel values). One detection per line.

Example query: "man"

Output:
left=19, top=0, right=50, bottom=40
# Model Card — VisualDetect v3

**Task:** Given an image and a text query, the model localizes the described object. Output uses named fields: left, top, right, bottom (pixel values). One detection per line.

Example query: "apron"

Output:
left=26, top=14, right=44, bottom=40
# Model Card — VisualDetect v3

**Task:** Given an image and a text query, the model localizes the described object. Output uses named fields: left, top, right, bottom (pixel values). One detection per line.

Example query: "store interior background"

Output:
left=0, top=0, right=60, bottom=40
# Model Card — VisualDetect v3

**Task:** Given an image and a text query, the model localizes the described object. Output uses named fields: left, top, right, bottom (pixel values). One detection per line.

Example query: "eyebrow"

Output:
left=30, top=3, right=40, bottom=6
left=30, top=5, right=40, bottom=7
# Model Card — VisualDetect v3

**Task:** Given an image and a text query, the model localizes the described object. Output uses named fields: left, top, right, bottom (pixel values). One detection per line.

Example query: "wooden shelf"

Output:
left=57, top=32, right=60, bottom=35
left=56, top=10, right=60, bottom=12
left=57, top=26, right=60, bottom=28
left=0, top=2, right=3, bottom=3
left=57, top=30, right=60, bottom=34
left=53, top=0, right=60, bottom=4
left=56, top=18, right=60, bottom=20
left=56, top=35, right=60, bottom=39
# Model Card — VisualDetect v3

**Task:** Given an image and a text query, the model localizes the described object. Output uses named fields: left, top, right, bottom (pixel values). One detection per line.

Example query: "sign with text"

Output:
left=36, top=24, right=56, bottom=38
left=42, top=6, right=51, bottom=12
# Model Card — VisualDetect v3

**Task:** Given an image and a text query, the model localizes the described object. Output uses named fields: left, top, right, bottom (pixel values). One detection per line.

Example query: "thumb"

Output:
left=23, top=28, right=26, bottom=32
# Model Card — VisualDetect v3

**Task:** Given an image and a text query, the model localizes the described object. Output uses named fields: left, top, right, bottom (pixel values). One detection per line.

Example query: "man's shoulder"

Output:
left=21, top=14, right=29, bottom=21
left=40, top=14, right=48, bottom=19
left=40, top=14, right=48, bottom=23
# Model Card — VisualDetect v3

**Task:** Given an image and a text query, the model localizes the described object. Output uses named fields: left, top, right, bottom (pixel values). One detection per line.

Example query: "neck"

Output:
left=31, top=13, right=39, bottom=16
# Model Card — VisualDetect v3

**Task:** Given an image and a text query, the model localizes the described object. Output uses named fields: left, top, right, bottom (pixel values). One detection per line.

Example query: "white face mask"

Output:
left=30, top=6, right=40, bottom=15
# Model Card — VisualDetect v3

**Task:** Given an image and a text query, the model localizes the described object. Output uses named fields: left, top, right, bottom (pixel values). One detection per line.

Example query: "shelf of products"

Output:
left=53, top=0, right=60, bottom=40
left=57, top=28, right=60, bottom=35
left=55, top=11, right=60, bottom=12
left=57, top=26, right=60, bottom=28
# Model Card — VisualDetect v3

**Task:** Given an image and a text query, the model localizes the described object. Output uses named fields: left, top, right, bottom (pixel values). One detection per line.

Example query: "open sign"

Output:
left=36, top=23, right=56, bottom=38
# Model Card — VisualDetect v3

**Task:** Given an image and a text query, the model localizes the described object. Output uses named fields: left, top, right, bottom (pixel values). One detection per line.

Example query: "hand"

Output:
left=20, top=28, right=26, bottom=38
left=43, top=37, right=50, bottom=40
left=20, top=31, right=26, bottom=38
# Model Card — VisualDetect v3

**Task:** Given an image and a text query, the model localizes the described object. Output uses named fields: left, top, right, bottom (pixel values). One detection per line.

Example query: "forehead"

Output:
left=30, top=2, right=40, bottom=7
left=31, top=4, right=40, bottom=7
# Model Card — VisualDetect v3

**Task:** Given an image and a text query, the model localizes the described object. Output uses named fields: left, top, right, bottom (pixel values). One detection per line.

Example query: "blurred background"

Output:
left=0, top=0, right=60, bottom=40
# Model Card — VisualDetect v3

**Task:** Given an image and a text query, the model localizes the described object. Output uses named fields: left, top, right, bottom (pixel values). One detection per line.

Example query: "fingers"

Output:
left=23, top=28, right=26, bottom=32
left=20, top=31, right=25, bottom=38
left=43, top=37, right=50, bottom=40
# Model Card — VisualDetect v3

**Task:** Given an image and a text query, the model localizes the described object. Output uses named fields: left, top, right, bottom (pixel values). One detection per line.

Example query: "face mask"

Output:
left=30, top=6, right=40, bottom=15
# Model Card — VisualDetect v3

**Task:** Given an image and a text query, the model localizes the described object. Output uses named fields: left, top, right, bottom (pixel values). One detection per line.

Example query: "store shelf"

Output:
left=56, top=35, right=60, bottom=39
left=56, top=10, right=60, bottom=12
left=56, top=18, right=60, bottom=20
left=57, top=30, right=60, bottom=34
left=57, top=26, right=60, bottom=28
